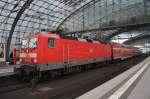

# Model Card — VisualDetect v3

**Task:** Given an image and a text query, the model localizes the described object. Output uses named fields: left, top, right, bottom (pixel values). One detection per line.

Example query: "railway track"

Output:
left=48, top=55, right=148, bottom=99
left=0, top=55, right=147, bottom=99
left=0, top=75, right=29, bottom=94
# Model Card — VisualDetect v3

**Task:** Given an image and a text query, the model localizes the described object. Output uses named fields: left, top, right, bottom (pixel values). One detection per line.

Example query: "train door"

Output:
left=106, top=44, right=112, bottom=61
left=110, top=44, right=114, bottom=60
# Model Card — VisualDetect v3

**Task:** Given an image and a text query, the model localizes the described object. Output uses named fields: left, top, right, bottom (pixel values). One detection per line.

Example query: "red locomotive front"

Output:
left=20, top=34, right=38, bottom=64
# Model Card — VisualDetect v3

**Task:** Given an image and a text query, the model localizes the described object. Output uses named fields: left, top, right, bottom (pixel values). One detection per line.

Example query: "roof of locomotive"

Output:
left=22, top=33, right=109, bottom=44
left=21, top=33, right=139, bottom=50
left=38, top=33, right=61, bottom=39
left=21, top=33, right=139, bottom=49
left=111, top=42, right=139, bottom=49
left=22, top=33, right=60, bottom=39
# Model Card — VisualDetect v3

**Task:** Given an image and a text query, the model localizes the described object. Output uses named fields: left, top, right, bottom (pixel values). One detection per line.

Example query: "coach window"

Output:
left=48, top=38, right=55, bottom=48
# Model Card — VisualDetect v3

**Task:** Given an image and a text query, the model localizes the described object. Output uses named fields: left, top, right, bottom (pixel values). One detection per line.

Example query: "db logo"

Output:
left=89, top=49, right=93, bottom=53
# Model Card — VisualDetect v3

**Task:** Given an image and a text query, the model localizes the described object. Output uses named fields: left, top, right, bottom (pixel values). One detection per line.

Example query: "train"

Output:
left=19, top=33, right=141, bottom=80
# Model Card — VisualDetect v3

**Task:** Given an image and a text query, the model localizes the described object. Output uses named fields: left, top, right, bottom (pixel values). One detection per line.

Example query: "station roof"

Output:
left=0, top=0, right=149, bottom=45
left=0, top=0, right=93, bottom=44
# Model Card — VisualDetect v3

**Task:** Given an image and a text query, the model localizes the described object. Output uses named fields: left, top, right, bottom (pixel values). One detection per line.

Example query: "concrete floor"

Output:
left=77, top=56, right=150, bottom=99
left=128, top=61, right=150, bottom=99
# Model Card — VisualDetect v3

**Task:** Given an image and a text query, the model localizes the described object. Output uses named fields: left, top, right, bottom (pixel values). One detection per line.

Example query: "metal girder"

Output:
left=56, top=0, right=94, bottom=30
left=6, top=0, right=34, bottom=62
left=102, top=29, right=127, bottom=41
left=60, top=22, right=150, bottom=35
left=57, top=0, right=150, bottom=36
left=124, top=33, right=150, bottom=44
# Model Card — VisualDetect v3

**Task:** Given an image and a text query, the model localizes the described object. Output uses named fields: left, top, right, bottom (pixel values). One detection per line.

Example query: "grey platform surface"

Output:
left=127, top=61, right=150, bottom=99
left=77, top=56, right=150, bottom=99
left=0, top=65, right=20, bottom=77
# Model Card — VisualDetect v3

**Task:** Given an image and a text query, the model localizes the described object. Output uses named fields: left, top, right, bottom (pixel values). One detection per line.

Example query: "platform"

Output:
left=127, top=60, right=150, bottom=99
left=0, top=65, right=20, bottom=77
left=77, top=56, right=150, bottom=99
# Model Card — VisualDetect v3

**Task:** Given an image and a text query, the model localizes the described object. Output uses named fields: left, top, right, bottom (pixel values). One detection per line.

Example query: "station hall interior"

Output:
left=0, top=0, right=150, bottom=99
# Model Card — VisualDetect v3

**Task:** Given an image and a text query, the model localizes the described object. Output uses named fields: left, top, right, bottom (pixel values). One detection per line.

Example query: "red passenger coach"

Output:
left=112, top=43, right=141, bottom=60
left=20, top=33, right=112, bottom=71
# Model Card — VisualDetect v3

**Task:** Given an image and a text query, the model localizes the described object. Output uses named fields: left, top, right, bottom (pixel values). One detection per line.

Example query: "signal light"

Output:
left=34, top=59, right=37, bottom=63
left=20, top=58, right=22, bottom=62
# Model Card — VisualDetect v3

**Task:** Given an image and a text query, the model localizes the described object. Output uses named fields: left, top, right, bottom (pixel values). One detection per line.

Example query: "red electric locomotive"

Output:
left=20, top=33, right=112, bottom=71
left=19, top=33, right=141, bottom=74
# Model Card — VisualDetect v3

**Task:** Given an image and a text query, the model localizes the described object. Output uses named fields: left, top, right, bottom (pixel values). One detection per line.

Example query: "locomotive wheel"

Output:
left=19, top=66, right=40, bottom=83
left=19, top=68, right=32, bottom=82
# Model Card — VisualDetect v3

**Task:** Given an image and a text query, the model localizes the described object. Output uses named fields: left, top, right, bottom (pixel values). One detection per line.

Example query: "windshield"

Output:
left=21, top=38, right=37, bottom=48
left=22, top=39, right=29, bottom=48
left=29, top=38, right=37, bottom=48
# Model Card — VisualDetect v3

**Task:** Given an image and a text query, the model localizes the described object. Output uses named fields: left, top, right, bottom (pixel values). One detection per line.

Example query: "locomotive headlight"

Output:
left=20, top=58, right=22, bottom=62
left=34, top=59, right=37, bottom=63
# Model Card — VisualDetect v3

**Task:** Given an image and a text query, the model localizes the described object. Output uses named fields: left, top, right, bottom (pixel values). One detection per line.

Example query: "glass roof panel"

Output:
left=0, top=0, right=149, bottom=51
left=0, top=0, right=92, bottom=45
left=58, top=0, right=146, bottom=33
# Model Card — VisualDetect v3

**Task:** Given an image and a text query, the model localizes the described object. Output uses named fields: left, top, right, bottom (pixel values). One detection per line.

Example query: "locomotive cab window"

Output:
left=48, top=38, right=55, bottom=48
